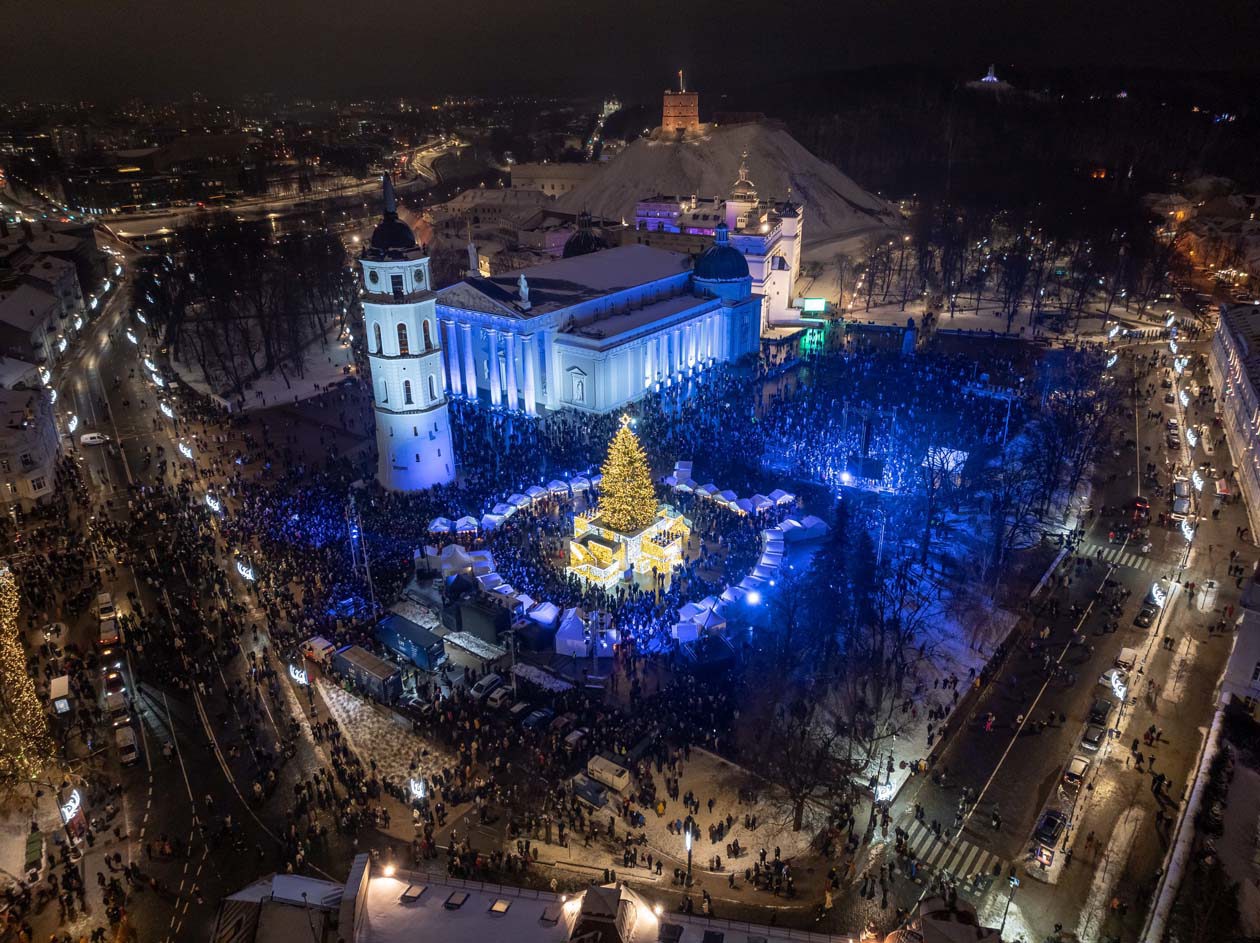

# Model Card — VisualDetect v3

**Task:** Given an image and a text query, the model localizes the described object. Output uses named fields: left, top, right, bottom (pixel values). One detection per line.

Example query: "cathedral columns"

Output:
left=486, top=329, right=502, bottom=406
left=461, top=324, right=476, bottom=399
left=442, top=320, right=461, bottom=396
left=504, top=332, right=519, bottom=411
left=644, top=338, right=655, bottom=388
left=673, top=328, right=683, bottom=373
left=522, top=334, right=538, bottom=415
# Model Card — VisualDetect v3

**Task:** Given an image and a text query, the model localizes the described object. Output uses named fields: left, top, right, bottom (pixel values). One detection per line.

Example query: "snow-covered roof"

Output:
left=437, top=245, right=691, bottom=319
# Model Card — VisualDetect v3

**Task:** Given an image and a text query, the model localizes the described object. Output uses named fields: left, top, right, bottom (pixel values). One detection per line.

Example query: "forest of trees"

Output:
left=132, top=216, right=353, bottom=399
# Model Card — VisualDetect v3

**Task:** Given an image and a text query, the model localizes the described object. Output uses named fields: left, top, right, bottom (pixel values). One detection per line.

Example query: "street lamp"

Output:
left=1000, top=872, right=1020, bottom=936
left=685, top=828, right=692, bottom=884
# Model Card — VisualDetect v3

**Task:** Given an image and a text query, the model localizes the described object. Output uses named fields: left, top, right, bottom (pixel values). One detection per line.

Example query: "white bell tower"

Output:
left=361, top=176, right=455, bottom=491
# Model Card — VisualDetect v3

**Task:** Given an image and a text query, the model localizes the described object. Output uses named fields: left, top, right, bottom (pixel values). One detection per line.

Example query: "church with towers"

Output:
left=360, top=167, right=772, bottom=491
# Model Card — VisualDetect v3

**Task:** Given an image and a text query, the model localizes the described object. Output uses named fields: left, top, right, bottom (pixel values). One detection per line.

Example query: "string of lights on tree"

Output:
left=0, top=568, right=53, bottom=785
left=598, top=419, right=659, bottom=533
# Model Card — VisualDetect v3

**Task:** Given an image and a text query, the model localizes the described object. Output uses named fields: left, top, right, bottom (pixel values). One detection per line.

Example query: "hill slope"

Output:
left=556, top=122, right=898, bottom=245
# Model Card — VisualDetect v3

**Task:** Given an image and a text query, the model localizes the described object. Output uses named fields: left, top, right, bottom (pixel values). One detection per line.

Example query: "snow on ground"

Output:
left=1076, top=804, right=1147, bottom=943
left=555, top=122, right=898, bottom=245
left=316, top=679, right=452, bottom=788
left=170, top=320, right=357, bottom=412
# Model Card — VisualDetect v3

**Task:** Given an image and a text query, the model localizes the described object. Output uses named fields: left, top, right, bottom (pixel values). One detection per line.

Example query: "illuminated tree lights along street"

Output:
left=598, top=419, right=658, bottom=533
left=0, top=568, right=54, bottom=785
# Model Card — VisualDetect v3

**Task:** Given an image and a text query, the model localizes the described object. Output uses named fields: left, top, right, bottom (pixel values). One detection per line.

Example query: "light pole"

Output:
left=685, top=828, right=692, bottom=885
left=1000, top=872, right=1020, bottom=936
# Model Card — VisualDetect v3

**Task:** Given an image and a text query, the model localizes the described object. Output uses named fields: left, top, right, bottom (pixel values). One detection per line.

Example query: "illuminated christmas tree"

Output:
left=598, top=419, right=658, bottom=532
left=0, top=568, right=53, bottom=786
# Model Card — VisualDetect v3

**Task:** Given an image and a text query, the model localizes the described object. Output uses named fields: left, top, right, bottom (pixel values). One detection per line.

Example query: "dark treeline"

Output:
left=723, top=66, right=1260, bottom=199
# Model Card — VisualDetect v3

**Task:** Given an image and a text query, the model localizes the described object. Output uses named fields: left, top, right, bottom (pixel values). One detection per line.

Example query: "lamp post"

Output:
left=685, top=828, right=692, bottom=885
left=1000, top=872, right=1020, bottom=936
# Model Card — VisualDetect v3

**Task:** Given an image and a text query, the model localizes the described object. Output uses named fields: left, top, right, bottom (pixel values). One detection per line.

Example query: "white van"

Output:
left=1115, top=647, right=1138, bottom=672
left=96, top=592, right=117, bottom=621
left=587, top=755, right=632, bottom=794
left=115, top=726, right=140, bottom=766
left=470, top=673, right=503, bottom=701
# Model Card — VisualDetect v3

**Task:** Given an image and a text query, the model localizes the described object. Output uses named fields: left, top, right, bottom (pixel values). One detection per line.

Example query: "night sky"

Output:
left=2, top=0, right=1256, bottom=101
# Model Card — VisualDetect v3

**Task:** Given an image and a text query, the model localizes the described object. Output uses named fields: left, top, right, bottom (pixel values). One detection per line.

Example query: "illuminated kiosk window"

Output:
left=568, top=505, right=691, bottom=590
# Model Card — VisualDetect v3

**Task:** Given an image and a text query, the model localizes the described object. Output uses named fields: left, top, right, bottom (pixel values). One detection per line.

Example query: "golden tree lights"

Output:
left=0, top=568, right=53, bottom=785
left=598, top=419, right=657, bottom=533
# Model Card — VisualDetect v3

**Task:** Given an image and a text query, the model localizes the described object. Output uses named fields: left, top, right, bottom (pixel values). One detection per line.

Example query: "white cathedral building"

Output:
left=361, top=177, right=456, bottom=490
left=433, top=219, right=762, bottom=416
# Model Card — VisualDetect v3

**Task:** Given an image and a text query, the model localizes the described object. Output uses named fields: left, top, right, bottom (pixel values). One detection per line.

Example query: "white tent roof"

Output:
left=590, top=473, right=603, bottom=488
left=515, top=592, right=536, bottom=611
left=768, top=488, right=795, bottom=505
left=752, top=565, right=777, bottom=581
left=548, top=479, right=571, bottom=494
left=734, top=498, right=754, bottom=514
left=800, top=515, right=829, bottom=539
left=454, top=516, right=479, bottom=532
left=751, top=494, right=774, bottom=511
left=716, top=489, right=738, bottom=504
left=479, top=513, right=504, bottom=531
left=678, top=602, right=704, bottom=622
left=698, top=608, right=727, bottom=631
left=674, top=478, right=696, bottom=492
left=739, top=575, right=765, bottom=591
left=439, top=543, right=473, bottom=575
left=571, top=476, right=591, bottom=491
left=698, top=595, right=720, bottom=611
left=696, top=483, right=719, bottom=497
left=662, top=475, right=678, bottom=486
left=477, top=573, right=504, bottom=590
left=508, top=493, right=531, bottom=508
left=674, top=460, right=693, bottom=477
left=528, top=601, right=560, bottom=627
left=428, top=516, right=453, bottom=533
left=721, top=585, right=747, bottom=603
left=526, top=485, right=547, bottom=500
left=491, top=502, right=516, bottom=518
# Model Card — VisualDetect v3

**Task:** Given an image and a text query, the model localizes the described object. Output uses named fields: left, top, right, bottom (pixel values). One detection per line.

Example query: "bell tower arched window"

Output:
left=373, top=323, right=382, bottom=353
left=428, top=376, right=436, bottom=401
left=422, top=320, right=434, bottom=352
left=397, top=324, right=409, bottom=356
left=404, top=380, right=413, bottom=405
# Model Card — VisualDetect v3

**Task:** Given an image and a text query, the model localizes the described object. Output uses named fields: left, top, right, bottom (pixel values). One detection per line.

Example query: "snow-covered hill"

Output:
left=555, top=122, right=898, bottom=245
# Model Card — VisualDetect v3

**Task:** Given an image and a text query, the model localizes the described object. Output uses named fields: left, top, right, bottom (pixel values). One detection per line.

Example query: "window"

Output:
left=414, top=266, right=426, bottom=291
left=0, top=459, right=8, bottom=473
left=397, top=324, right=409, bottom=355
left=1252, top=661, right=1260, bottom=683
left=380, top=381, right=387, bottom=404
left=368, top=269, right=379, bottom=285
left=428, top=376, right=436, bottom=401
left=416, top=454, right=420, bottom=462
left=19, top=453, right=33, bottom=469
left=422, top=320, right=433, bottom=351
left=489, top=899, right=511, bottom=914
left=404, top=380, right=413, bottom=405
left=6, top=482, right=15, bottom=495
left=373, top=323, right=382, bottom=353
left=390, top=273, right=404, bottom=298
left=30, top=477, right=46, bottom=492
left=413, top=426, right=417, bottom=436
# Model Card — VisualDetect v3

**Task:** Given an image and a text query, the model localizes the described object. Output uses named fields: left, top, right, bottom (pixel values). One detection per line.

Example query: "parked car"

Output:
left=1134, top=605, right=1157, bottom=628
left=522, top=708, right=555, bottom=732
left=1033, top=809, right=1068, bottom=848
left=1088, top=697, right=1113, bottom=726
left=99, top=618, right=121, bottom=647
left=95, top=592, right=117, bottom=621
left=1061, top=755, right=1091, bottom=796
left=1099, top=667, right=1129, bottom=699
left=469, top=673, right=503, bottom=701
left=508, top=700, right=533, bottom=721
left=115, top=726, right=140, bottom=766
left=80, top=432, right=110, bottom=447
left=1080, top=724, right=1106, bottom=752
left=103, top=670, right=126, bottom=698
left=485, top=687, right=513, bottom=710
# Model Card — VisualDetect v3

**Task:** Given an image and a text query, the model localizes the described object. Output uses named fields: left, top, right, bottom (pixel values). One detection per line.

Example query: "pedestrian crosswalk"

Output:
left=1082, top=542, right=1158, bottom=573
left=897, top=817, right=1004, bottom=882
